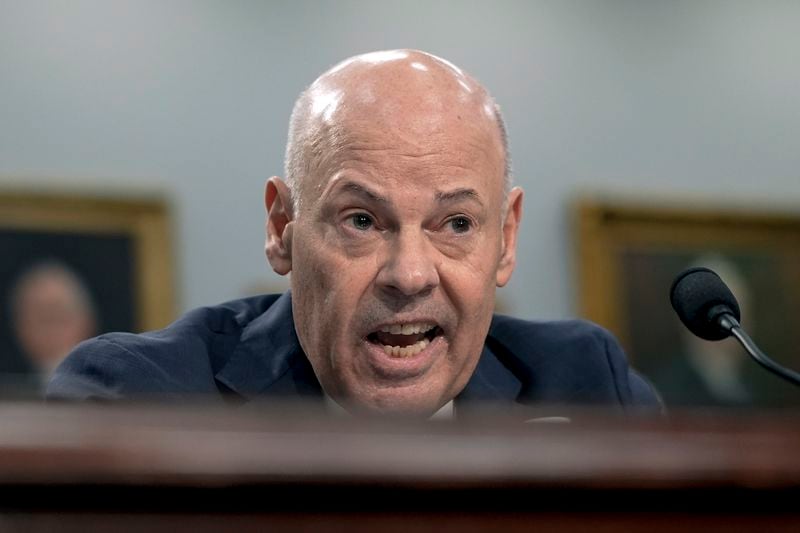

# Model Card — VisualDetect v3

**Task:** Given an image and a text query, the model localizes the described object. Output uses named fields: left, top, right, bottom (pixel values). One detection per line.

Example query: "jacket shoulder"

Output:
left=488, top=315, right=661, bottom=409
left=46, top=294, right=283, bottom=401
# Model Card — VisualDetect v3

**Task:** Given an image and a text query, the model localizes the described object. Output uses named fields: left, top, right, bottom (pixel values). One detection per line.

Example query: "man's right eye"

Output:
left=350, top=213, right=374, bottom=230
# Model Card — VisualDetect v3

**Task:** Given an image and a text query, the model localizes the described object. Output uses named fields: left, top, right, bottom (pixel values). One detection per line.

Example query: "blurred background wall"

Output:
left=2, top=0, right=800, bottom=321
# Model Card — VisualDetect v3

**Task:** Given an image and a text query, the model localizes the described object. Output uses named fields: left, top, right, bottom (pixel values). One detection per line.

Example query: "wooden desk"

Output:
left=0, top=402, right=798, bottom=531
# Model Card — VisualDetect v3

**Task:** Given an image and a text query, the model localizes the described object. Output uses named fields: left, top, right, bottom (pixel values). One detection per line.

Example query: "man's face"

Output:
left=266, top=53, right=522, bottom=416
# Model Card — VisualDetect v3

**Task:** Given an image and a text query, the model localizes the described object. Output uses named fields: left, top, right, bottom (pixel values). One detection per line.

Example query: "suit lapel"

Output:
left=457, top=342, right=522, bottom=405
left=215, top=291, right=322, bottom=400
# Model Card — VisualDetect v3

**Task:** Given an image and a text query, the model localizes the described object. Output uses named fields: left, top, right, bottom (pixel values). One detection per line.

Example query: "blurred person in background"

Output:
left=10, top=260, right=98, bottom=385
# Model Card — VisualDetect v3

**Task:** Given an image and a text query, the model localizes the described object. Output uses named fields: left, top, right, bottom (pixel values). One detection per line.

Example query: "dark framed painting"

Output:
left=0, top=190, right=174, bottom=394
left=575, top=199, right=800, bottom=409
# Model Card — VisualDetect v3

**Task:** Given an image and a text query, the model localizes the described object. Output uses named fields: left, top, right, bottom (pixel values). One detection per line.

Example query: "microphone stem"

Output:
left=719, top=314, right=800, bottom=387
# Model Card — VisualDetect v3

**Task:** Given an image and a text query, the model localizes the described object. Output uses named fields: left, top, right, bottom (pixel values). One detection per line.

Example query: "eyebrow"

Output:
left=334, top=181, right=390, bottom=204
left=435, top=188, right=483, bottom=206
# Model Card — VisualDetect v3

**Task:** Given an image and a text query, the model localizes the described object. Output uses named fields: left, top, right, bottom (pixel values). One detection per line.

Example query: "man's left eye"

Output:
left=449, top=216, right=472, bottom=234
left=350, top=213, right=374, bottom=231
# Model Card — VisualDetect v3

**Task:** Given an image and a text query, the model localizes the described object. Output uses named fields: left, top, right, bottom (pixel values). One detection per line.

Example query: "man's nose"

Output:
left=376, top=228, right=440, bottom=298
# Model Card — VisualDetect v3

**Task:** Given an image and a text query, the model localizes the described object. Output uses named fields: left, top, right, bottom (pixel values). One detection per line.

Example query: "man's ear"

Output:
left=265, top=176, right=294, bottom=276
left=496, top=187, right=523, bottom=287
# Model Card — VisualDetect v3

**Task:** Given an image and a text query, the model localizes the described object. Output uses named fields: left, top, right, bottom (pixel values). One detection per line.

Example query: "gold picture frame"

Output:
left=575, top=198, right=800, bottom=408
left=0, top=190, right=175, bottom=334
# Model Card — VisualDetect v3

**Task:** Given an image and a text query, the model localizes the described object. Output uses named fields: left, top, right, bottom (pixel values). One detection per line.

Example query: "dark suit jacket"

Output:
left=47, top=292, right=661, bottom=412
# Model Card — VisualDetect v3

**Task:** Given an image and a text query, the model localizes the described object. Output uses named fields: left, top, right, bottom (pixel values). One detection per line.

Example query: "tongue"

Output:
left=374, top=331, right=425, bottom=347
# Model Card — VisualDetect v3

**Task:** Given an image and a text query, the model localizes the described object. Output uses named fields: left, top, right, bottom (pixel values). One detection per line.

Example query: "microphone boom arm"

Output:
left=718, top=313, right=800, bottom=387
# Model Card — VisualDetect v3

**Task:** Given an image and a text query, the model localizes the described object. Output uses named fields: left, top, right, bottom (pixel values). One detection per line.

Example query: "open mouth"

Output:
left=366, top=323, right=443, bottom=358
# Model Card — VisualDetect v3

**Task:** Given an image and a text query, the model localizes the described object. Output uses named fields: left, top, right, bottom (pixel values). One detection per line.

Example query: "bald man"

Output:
left=48, top=50, right=660, bottom=415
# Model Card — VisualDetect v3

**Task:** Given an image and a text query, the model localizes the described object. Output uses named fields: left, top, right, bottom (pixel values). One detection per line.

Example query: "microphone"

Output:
left=670, top=267, right=800, bottom=387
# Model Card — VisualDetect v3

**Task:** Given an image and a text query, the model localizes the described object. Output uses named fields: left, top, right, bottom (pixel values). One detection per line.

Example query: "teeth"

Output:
left=381, top=338, right=431, bottom=358
left=379, top=323, right=435, bottom=335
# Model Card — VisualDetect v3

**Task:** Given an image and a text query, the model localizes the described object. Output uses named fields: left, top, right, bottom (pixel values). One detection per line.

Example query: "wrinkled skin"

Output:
left=266, top=50, right=523, bottom=416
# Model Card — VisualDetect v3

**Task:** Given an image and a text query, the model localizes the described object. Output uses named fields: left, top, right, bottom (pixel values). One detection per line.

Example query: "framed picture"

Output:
left=0, top=190, right=174, bottom=384
left=575, top=199, right=800, bottom=409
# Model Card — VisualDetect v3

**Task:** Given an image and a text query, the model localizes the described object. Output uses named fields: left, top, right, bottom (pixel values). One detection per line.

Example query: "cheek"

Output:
left=443, top=239, right=501, bottom=296
left=440, top=249, right=499, bottom=339
left=294, top=238, right=372, bottom=301
left=290, top=226, right=376, bottom=341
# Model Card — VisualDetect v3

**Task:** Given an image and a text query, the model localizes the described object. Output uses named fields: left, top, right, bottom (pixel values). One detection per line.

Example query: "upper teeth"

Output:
left=379, top=323, right=435, bottom=335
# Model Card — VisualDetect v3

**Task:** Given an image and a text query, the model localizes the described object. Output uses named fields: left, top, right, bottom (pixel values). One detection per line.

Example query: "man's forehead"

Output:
left=319, top=171, right=492, bottom=215
left=327, top=173, right=483, bottom=197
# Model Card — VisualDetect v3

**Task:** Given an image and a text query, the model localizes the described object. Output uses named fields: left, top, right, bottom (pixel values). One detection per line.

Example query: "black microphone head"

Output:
left=670, top=267, right=741, bottom=341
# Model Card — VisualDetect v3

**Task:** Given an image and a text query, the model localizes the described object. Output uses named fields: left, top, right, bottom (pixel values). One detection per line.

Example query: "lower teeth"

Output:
left=382, top=338, right=430, bottom=358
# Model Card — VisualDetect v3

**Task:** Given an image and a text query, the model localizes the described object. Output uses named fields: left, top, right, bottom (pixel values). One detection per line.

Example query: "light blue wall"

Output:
left=2, top=1, right=800, bottom=320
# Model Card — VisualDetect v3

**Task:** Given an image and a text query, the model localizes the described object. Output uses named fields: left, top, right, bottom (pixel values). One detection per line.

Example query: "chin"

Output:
left=345, top=388, right=446, bottom=418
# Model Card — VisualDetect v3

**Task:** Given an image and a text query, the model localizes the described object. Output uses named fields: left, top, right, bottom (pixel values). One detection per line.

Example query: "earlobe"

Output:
left=496, top=187, right=523, bottom=287
left=265, top=176, right=294, bottom=276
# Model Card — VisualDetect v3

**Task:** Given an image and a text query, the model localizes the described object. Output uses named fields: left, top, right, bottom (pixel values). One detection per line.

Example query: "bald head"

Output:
left=284, top=49, right=510, bottom=212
